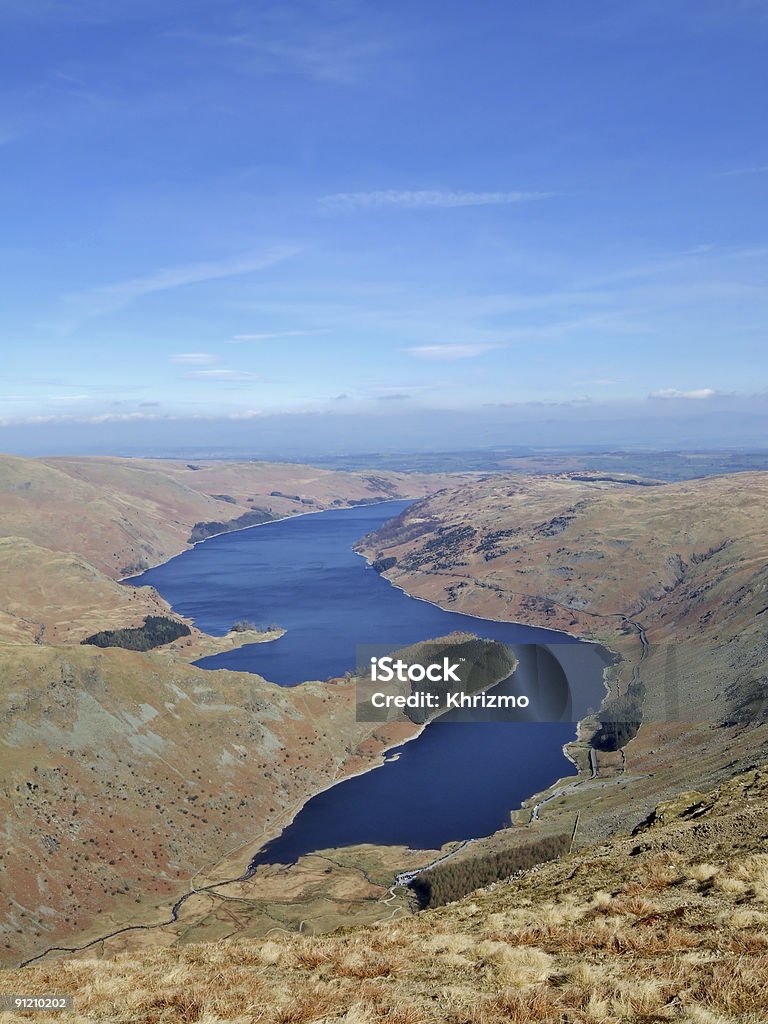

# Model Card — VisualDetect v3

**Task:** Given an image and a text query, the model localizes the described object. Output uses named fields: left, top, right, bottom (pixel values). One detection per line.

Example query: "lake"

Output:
left=132, top=501, right=610, bottom=862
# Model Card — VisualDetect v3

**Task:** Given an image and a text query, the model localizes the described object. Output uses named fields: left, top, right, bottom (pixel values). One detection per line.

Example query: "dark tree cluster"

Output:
left=410, top=833, right=570, bottom=909
left=399, top=524, right=477, bottom=572
left=371, top=556, right=397, bottom=573
left=81, top=615, right=191, bottom=651
left=592, top=675, right=646, bottom=751
left=188, top=507, right=274, bottom=543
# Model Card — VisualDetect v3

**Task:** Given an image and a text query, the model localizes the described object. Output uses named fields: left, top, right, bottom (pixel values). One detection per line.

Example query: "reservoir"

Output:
left=132, top=501, right=610, bottom=861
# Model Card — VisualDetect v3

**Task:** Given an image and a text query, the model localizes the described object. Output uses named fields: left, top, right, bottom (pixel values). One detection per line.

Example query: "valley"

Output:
left=3, top=459, right=768, bottom=988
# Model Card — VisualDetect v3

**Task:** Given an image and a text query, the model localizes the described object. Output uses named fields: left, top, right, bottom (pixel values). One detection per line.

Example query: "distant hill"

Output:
left=0, top=454, right=450, bottom=645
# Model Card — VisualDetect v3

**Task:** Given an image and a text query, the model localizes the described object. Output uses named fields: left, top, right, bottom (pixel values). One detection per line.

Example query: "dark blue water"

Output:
left=132, top=501, right=610, bottom=862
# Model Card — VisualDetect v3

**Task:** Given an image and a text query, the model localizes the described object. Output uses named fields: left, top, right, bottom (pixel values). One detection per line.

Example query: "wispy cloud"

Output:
left=171, top=352, right=219, bottom=365
left=319, top=189, right=552, bottom=213
left=649, top=388, right=716, bottom=400
left=70, top=246, right=299, bottom=316
left=406, top=344, right=501, bottom=360
left=167, top=7, right=396, bottom=87
left=715, top=164, right=768, bottom=178
left=185, top=369, right=258, bottom=382
left=230, top=329, right=328, bottom=343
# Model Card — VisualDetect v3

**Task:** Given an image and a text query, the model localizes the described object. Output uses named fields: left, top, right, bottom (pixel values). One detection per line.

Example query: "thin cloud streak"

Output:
left=69, top=246, right=300, bottom=316
left=319, top=189, right=552, bottom=213
left=715, top=164, right=768, bottom=177
left=649, top=388, right=717, bottom=400
left=406, top=344, right=501, bottom=360
left=230, top=329, right=329, bottom=343
left=185, top=369, right=259, bottom=382
left=171, top=353, right=219, bottom=365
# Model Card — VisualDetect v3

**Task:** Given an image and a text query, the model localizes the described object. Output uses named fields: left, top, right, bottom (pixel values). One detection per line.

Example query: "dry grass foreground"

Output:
left=4, top=764, right=768, bottom=1023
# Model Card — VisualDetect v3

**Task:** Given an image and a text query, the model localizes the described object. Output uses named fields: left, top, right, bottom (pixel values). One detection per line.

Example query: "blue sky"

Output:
left=1, top=0, right=767, bottom=452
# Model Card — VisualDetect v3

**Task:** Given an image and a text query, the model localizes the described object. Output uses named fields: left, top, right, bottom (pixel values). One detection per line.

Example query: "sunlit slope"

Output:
left=0, top=454, right=450, bottom=645
left=0, top=643, right=420, bottom=967
left=0, top=538, right=174, bottom=644
left=0, top=454, right=443, bottom=580
left=360, top=472, right=768, bottom=840
left=5, top=764, right=768, bottom=1023
left=360, top=471, right=768, bottom=640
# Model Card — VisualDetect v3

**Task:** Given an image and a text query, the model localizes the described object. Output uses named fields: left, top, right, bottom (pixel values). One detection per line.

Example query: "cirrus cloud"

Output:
left=649, top=388, right=716, bottom=400
left=319, top=189, right=552, bottom=213
left=171, top=352, right=218, bottom=365
left=405, top=343, right=501, bottom=361
left=185, top=369, right=258, bottom=382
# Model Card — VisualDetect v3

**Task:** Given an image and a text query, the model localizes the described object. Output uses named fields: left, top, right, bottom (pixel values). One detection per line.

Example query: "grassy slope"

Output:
left=0, top=643, right=426, bottom=968
left=4, top=764, right=768, bottom=1022
left=0, top=455, right=459, bottom=966
left=0, top=454, right=450, bottom=644
left=359, top=472, right=768, bottom=843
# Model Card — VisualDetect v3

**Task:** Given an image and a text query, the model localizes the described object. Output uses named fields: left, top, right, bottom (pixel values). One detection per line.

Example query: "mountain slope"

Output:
left=359, top=472, right=768, bottom=844
left=0, top=644, right=420, bottom=967
left=5, top=763, right=768, bottom=1022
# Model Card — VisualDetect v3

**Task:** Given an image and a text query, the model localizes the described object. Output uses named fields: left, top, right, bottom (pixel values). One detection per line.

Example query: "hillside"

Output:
left=0, top=642, right=425, bottom=968
left=0, top=455, right=449, bottom=645
left=4, top=463, right=768, bottom=983
left=4, top=763, right=768, bottom=1022
left=359, top=472, right=768, bottom=842
left=0, top=631, right=513, bottom=969
left=0, top=456, right=463, bottom=967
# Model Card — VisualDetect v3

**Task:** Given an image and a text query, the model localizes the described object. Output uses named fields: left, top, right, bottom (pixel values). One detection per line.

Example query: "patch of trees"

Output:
left=592, top=675, right=646, bottom=751
left=81, top=615, right=190, bottom=651
left=422, top=525, right=477, bottom=553
left=231, top=619, right=280, bottom=633
left=371, top=556, right=397, bottom=573
left=210, top=493, right=237, bottom=503
left=398, top=524, right=477, bottom=572
left=118, top=560, right=149, bottom=577
left=402, top=636, right=517, bottom=725
left=569, top=474, right=655, bottom=486
left=364, top=475, right=400, bottom=495
left=533, top=513, right=576, bottom=538
left=188, top=507, right=274, bottom=543
left=410, top=833, right=570, bottom=909
left=231, top=619, right=259, bottom=632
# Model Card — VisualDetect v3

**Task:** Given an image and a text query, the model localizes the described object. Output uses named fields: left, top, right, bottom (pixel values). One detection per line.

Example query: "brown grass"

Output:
left=6, top=771, right=768, bottom=1023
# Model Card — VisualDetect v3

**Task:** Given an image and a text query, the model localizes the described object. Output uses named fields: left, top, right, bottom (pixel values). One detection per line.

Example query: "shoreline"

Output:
left=119, top=497, right=408, bottom=584
left=18, top=497, right=621, bottom=965
left=244, top=645, right=521, bottom=872
left=129, top=503, right=617, bottom=871
left=354, top=550, right=623, bottom=820
left=139, top=501, right=618, bottom=854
